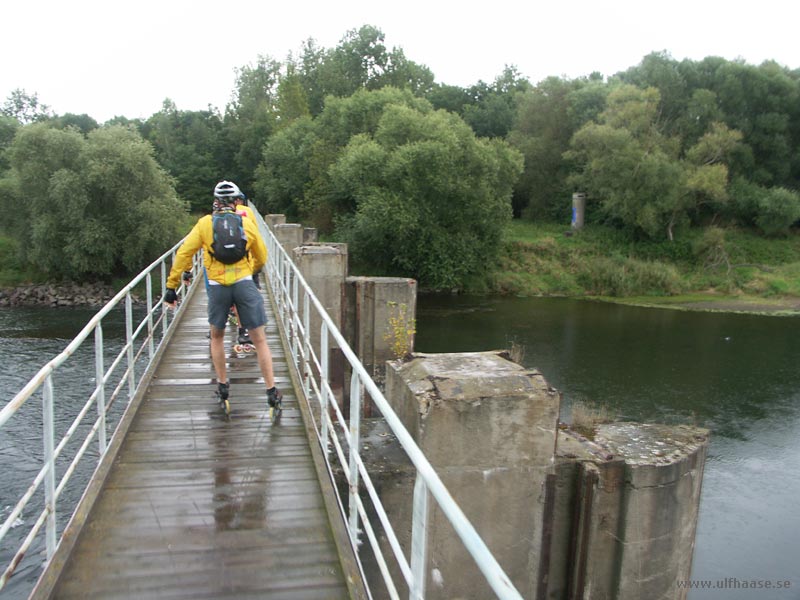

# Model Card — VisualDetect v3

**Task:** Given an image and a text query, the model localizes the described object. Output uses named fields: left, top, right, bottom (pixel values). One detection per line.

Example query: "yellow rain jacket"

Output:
left=166, top=211, right=267, bottom=289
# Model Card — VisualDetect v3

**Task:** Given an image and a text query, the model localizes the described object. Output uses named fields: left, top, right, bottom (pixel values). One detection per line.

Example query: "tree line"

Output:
left=1, top=25, right=799, bottom=288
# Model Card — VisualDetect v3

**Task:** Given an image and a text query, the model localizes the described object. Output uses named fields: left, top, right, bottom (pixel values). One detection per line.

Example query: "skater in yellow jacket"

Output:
left=163, top=180, right=282, bottom=415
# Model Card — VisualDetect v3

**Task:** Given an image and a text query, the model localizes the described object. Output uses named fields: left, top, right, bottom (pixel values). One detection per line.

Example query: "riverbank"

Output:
left=0, top=282, right=131, bottom=308
left=486, top=221, right=800, bottom=315
left=592, top=293, right=800, bottom=316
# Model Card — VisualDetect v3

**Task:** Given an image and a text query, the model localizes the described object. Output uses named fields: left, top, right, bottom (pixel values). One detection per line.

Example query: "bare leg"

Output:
left=247, top=325, right=275, bottom=389
left=209, top=325, right=227, bottom=384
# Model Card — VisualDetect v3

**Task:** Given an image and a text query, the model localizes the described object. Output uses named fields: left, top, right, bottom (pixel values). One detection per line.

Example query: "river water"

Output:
left=415, top=295, right=800, bottom=599
left=0, top=306, right=136, bottom=599
left=2, top=298, right=798, bottom=598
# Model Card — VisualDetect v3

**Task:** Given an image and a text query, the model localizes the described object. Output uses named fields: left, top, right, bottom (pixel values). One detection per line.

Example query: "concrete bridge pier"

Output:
left=293, top=243, right=349, bottom=406
left=378, top=350, right=561, bottom=599
left=545, top=423, right=709, bottom=600
left=344, top=276, right=417, bottom=416
left=263, top=213, right=286, bottom=231
left=353, top=351, right=709, bottom=600
left=274, top=223, right=304, bottom=257
left=303, top=227, right=318, bottom=243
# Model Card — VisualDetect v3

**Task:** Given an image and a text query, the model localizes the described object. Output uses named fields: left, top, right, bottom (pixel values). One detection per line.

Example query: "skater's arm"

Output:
left=164, top=217, right=207, bottom=308
left=245, top=219, right=267, bottom=274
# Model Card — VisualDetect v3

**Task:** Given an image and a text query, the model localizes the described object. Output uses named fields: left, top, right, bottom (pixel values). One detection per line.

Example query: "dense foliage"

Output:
left=2, top=27, right=800, bottom=290
left=0, top=124, right=186, bottom=280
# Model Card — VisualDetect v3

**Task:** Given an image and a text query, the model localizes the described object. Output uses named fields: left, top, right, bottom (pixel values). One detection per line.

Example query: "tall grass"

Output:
left=491, top=220, right=800, bottom=299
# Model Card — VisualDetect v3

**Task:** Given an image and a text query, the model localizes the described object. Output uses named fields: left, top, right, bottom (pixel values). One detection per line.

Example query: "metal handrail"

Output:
left=257, top=208, right=522, bottom=600
left=0, top=239, right=200, bottom=592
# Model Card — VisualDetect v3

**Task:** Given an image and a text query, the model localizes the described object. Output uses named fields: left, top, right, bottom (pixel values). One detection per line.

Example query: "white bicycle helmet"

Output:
left=213, top=180, right=243, bottom=204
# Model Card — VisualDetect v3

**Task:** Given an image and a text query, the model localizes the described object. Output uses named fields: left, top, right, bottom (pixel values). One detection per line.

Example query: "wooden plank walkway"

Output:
left=34, top=284, right=361, bottom=599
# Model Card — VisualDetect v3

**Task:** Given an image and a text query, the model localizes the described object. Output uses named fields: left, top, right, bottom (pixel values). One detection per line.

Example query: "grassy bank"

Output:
left=4, top=219, right=800, bottom=313
left=483, top=220, right=800, bottom=310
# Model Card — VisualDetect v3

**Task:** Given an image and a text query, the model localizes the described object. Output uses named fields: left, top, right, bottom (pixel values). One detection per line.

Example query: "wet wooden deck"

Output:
left=32, top=284, right=363, bottom=599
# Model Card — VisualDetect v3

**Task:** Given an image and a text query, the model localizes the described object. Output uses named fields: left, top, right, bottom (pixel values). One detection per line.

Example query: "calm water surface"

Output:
left=0, top=306, right=136, bottom=599
left=415, top=295, right=800, bottom=599
left=2, top=299, right=798, bottom=598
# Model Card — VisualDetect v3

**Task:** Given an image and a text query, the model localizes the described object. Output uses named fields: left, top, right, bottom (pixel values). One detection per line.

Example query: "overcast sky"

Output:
left=3, top=0, right=799, bottom=123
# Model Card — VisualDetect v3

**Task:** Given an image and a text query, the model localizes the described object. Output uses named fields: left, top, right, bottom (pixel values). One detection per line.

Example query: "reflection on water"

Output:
left=416, top=295, right=800, bottom=599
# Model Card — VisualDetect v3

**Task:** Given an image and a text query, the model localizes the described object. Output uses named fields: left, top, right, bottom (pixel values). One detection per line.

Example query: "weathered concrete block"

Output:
left=545, top=423, right=709, bottom=600
left=383, top=351, right=560, bottom=599
left=293, top=245, right=347, bottom=350
left=344, top=276, right=417, bottom=384
left=263, top=213, right=286, bottom=231
left=302, top=227, right=318, bottom=243
left=274, top=223, right=303, bottom=258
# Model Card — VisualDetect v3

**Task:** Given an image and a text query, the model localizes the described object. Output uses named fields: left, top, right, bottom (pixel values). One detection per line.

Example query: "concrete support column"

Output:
left=264, top=214, right=286, bottom=231
left=293, top=244, right=348, bottom=400
left=382, top=351, right=560, bottom=599
left=344, top=276, right=417, bottom=384
left=274, top=223, right=303, bottom=259
left=571, top=193, right=586, bottom=230
left=543, top=423, right=709, bottom=600
left=303, top=227, right=318, bottom=244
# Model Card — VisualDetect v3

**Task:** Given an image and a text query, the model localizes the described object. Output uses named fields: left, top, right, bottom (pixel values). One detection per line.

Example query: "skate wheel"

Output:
left=221, top=399, right=230, bottom=416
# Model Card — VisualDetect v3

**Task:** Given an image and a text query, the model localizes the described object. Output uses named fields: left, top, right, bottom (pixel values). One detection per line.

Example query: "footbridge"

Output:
left=0, top=207, right=522, bottom=599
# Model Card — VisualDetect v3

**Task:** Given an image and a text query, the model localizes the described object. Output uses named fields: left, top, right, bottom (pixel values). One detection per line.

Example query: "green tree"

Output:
left=304, top=87, right=432, bottom=229
left=253, top=116, right=316, bottom=217
left=2, top=123, right=186, bottom=279
left=0, top=116, right=19, bottom=174
left=426, top=83, right=472, bottom=114
left=567, top=85, right=746, bottom=239
left=297, top=25, right=434, bottom=116
left=1, top=89, right=52, bottom=124
left=275, top=64, right=311, bottom=126
left=49, top=113, right=99, bottom=135
left=146, top=100, right=225, bottom=211
left=330, top=103, right=523, bottom=288
left=461, top=66, right=531, bottom=138
left=223, top=56, right=281, bottom=192
left=508, top=76, right=587, bottom=219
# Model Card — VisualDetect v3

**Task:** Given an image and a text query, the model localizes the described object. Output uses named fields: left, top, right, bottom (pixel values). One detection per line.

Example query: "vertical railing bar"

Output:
left=348, top=371, right=362, bottom=547
left=94, top=325, right=107, bottom=454
left=283, top=259, right=291, bottom=333
left=292, top=270, right=300, bottom=364
left=146, top=272, right=155, bottom=360
left=125, top=292, right=135, bottom=398
left=320, top=321, right=330, bottom=455
left=42, top=375, right=56, bottom=557
left=409, top=474, right=430, bottom=600
left=160, top=260, right=168, bottom=336
left=303, top=292, right=311, bottom=400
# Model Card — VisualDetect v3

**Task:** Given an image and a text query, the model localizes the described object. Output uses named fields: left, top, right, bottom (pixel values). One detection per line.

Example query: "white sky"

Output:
left=3, top=0, right=799, bottom=123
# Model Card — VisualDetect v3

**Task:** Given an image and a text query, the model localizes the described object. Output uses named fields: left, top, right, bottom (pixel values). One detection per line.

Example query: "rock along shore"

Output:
left=0, top=282, right=141, bottom=308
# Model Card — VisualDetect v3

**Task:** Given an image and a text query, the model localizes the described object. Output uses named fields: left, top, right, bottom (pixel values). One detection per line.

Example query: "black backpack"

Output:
left=210, top=212, right=247, bottom=264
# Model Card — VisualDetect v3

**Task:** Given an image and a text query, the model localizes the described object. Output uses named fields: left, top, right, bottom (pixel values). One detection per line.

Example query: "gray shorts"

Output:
left=207, top=278, right=267, bottom=330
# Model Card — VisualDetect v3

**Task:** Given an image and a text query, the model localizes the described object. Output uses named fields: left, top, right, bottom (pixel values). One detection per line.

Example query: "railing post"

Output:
left=146, top=273, right=155, bottom=360
left=348, top=371, right=362, bottom=547
left=42, top=376, right=57, bottom=557
left=94, top=325, right=107, bottom=454
left=160, top=261, right=168, bottom=336
left=283, top=258, right=291, bottom=333
left=409, top=473, right=430, bottom=600
left=291, top=271, right=299, bottom=362
left=303, top=292, right=311, bottom=400
left=320, top=321, right=329, bottom=455
left=125, top=292, right=135, bottom=398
